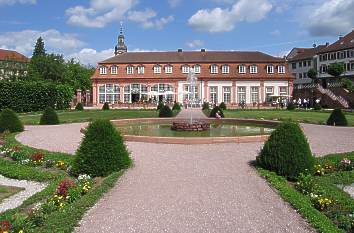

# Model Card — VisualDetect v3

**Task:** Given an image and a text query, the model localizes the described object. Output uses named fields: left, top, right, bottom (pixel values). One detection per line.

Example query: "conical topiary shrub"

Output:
left=159, top=105, right=173, bottom=117
left=326, top=109, right=348, bottom=126
left=0, top=109, right=24, bottom=133
left=219, top=102, right=227, bottom=110
left=209, top=106, right=224, bottom=118
left=72, top=120, right=131, bottom=177
left=39, top=107, right=59, bottom=125
left=157, top=102, right=164, bottom=111
left=75, top=102, right=84, bottom=111
left=102, top=102, right=110, bottom=110
left=202, top=102, right=210, bottom=110
left=172, top=102, right=181, bottom=111
left=256, top=122, right=314, bottom=179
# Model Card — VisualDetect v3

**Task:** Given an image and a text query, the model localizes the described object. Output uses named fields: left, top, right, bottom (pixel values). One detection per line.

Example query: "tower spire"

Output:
left=115, top=21, right=128, bottom=56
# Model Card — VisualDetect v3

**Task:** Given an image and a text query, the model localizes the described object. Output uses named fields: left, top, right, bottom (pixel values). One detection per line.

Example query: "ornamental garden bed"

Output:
left=0, top=185, right=24, bottom=203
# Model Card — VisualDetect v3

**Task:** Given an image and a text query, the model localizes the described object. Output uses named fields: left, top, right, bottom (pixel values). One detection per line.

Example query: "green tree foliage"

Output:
left=326, top=109, right=348, bottom=126
left=102, top=102, right=110, bottom=110
left=32, top=37, right=46, bottom=57
left=202, top=102, right=210, bottom=110
left=256, top=122, right=314, bottom=179
left=63, top=59, right=94, bottom=91
left=159, top=105, right=173, bottom=117
left=342, top=78, right=354, bottom=92
left=327, top=63, right=345, bottom=78
left=172, top=102, right=181, bottom=111
left=219, top=102, right=227, bottom=110
left=72, top=120, right=131, bottom=177
left=28, top=54, right=66, bottom=82
left=157, top=102, right=164, bottom=111
left=307, top=68, right=318, bottom=82
left=75, top=103, right=84, bottom=111
left=39, top=107, right=60, bottom=125
left=209, top=106, right=224, bottom=118
left=0, top=109, right=24, bottom=133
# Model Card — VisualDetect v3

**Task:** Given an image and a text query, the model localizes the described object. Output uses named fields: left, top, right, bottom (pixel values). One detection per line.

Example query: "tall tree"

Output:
left=32, top=37, right=46, bottom=57
left=327, top=62, right=345, bottom=79
left=63, top=59, right=94, bottom=91
left=307, top=68, right=318, bottom=83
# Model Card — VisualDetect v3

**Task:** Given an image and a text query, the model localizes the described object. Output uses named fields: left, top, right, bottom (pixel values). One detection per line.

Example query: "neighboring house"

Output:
left=317, top=30, right=354, bottom=80
left=91, top=30, right=294, bottom=106
left=0, top=49, right=29, bottom=80
left=287, top=45, right=327, bottom=84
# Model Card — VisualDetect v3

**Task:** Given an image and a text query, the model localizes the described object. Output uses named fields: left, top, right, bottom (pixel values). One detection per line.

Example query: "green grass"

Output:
left=0, top=185, right=24, bottom=203
left=19, top=109, right=158, bottom=125
left=224, top=109, right=354, bottom=126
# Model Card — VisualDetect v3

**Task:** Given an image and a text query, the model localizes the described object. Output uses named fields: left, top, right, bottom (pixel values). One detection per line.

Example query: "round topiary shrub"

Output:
left=256, top=122, right=314, bottom=179
left=102, top=102, right=110, bottom=110
left=39, top=107, right=59, bottom=125
left=157, top=101, right=164, bottom=111
left=0, top=109, right=24, bottom=133
left=75, top=102, right=84, bottom=111
left=209, top=106, right=224, bottom=118
left=287, top=102, right=296, bottom=110
left=313, top=103, right=322, bottom=111
left=202, top=102, right=210, bottom=110
left=72, top=120, right=131, bottom=177
left=326, top=109, right=348, bottom=126
left=172, top=102, right=181, bottom=111
left=219, top=102, right=227, bottom=110
left=159, top=105, right=173, bottom=117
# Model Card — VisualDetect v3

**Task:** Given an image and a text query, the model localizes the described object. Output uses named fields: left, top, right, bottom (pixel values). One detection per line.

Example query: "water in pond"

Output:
left=115, top=122, right=275, bottom=137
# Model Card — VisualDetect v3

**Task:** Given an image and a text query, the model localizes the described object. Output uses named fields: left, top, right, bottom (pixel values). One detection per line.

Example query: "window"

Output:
left=351, top=62, right=354, bottom=71
left=221, top=65, right=230, bottom=74
left=111, top=66, right=118, bottom=74
left=291, top=63, right=296, bottom=69
left=154, top=65, right=161, bottom=74
left=238, top=65, right=246, bottom=74
left=307, top=60, right=311, bottom=66
left=265, top=87, right=273, bottom=103
left=165, top=65, right=173, bottom=74
left=137, top=66, right=144, bottom=74
left=182, top=65, right=190, bottom=74
left=279, top=87, right=287, bottom=96
left=223, top=87, right=231, bottom=103
left=238, top=87, right=246, bottom=103
left=303, top=61, right=307, bottom=67
left=250, top=65, right=258, bottom=74
left=209, top=86, right=218, bottom=103
left=278, top=65, right=285, bottom=74
left=303, top=72, right=307, bottom=78
left=193, top=65, right=201, bottom=74
left=127, top=66, right=134, bottom=74
left=299, top=62, right=302, bottom=68
left=250, top=87, right=259, bottom=103
left=210, top=64, right=218, bottom=74
left=99, top=66, right=107, bottom=75
left=299, top=73, right=303, bottom=79
left=99, top=84, right=120, bottom=104
left=267, top=65, right=274, bottom=74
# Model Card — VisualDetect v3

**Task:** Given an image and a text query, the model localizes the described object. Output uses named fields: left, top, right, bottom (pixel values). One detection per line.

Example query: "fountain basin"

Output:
left=171, top=121, right=210, bottom=131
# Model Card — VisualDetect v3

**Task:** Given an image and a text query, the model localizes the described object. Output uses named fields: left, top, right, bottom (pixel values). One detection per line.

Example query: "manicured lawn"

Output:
left=224, top=109, right=354, bottom=126
left=18, top=109, right=158, bottom=125
left=0, top=185, right=24, bottom=203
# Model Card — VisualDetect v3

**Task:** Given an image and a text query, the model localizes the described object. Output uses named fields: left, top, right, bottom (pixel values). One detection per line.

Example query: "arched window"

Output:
left=126, top=65, right=134, bottom=74
left=193, top=64, right=201, bottom=74
left=165, top=65, right=173, bottom=74
left=250, top=65, right=257, bottom=74
left=210, top=64, right=218, bottom=74
left=110, top=66, right=118, bottom=74
left=99, top=66, right=107, bottom=75
left=137, top=65, right=145, bottom=74
left=154, top=65, right=161, bottom=74
left=238, top=64, right=246, bottom=74
left=181, top=65, right=190, bottom=74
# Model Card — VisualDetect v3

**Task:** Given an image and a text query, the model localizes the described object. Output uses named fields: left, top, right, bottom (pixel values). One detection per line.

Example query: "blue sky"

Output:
left=0, top=0, right=353, bottom=65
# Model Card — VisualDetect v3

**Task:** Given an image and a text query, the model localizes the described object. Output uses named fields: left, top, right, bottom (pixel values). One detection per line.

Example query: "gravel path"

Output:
left=0, top=175, right=47, bottom=213
left=176, top=108, right=208, bottom=119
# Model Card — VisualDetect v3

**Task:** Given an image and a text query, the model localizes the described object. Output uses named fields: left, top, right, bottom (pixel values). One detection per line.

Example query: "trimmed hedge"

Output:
left=219, top=102, right=227, bottom=110
left=0, top=81, right=73, bottom=112
left=159, top=105, right=173, bottom=117
left=202, top=102, right=210, bottom=110
left=102, top=102, right=110, bottom=110
left=287, top=102, right=296, bottom=110
left=40, top=107, right=59, bottom=125
left=209, top=106, right=224, bottom=118
left=72, top=120, right=131, bottom=177
left=0, top=109, right=24, bottom=133
left=326, top=109, right=348, bottom=126
left=256, top=121, right=314, bottom=179
left=157, top=102, right=164, bottom=111
left=313, top=103, right=322, bottom=111
left=172, top=102, right=181, bottom=111
left=75, top=102, right=84, bottom=111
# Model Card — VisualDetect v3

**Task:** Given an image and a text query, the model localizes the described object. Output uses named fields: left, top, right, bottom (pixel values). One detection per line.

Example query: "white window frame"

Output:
left=154, top=65, right=161, bottom=74
left=238, top=65, right=246, bottom=74
left=267, top=65, right=274, bottom=74
left=127, top=66, right=134, bottom=75
left=110, top=66, right=117, bottom=75
left=137, top=66, right=145, bottom=74
left=250, top=65, right=258, bottom=74
left=99, top=66, right=107, bottom=75
left=238, top=86, right=246, bottom=103
left=165, top=65, right=173, bottom=74
left=210, top=64, right=218, bottom=74
left=223, top=86, right=231, bottom=103
left=278, top=65, right=285, bottom=74
left=221, top=65, right=230, bottom=74
left=182, top=65, right=190, bottom=74
left=193, top=65, right=201, bottom=74
left=250, top=86, right=259, bottom=103
left=209, top=86, right=218, bottom=103
left=279, top=86, right=288, bottom=96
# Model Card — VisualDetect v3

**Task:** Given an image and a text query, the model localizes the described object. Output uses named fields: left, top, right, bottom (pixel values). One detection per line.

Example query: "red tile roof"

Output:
left=288, top=45, right=327, bottom=61
left=0, top=49, right=29, bottom=62
left=318, top=30, right=354, bottom=53
left=100, top=51, right=285, bottom=64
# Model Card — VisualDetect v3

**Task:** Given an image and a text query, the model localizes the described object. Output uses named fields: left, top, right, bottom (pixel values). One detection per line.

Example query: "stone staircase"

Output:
left=317, top=85, right=349, bottom=108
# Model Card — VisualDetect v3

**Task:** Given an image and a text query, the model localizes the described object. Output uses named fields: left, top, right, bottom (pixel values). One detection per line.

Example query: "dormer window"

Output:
left=182, top=65, right=190, bottom=74
left=267, top=65, right=274, bottom=74
left=127, top=65, right=134, bottom=75
left=278, top=65, right=285, bottom=74
left=238, top=65, right=246, bottom=74
left=250, top=65, right=258, bottom=74
left=111, top=66, right=118, bottom=75
left=221, top=65, right=229, bottom=74
left=99, top=66, right=107, bottom=75
left=193, top=65, right=201, bottom=74
left=137, top=65, right=145, bottom=74
left=165, top=65, right=173, bottom=74
left=210, top=64, right=218, bottom=74
left=154, top=65, right=161, bottom=74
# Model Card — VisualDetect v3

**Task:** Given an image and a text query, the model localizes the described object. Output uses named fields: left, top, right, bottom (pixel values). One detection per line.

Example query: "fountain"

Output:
left=171, top=70, right=210, bottom=131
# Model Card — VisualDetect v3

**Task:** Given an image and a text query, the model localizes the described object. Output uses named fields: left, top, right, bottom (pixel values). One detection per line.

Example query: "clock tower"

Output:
left=115, top=22, right=128, bottom=56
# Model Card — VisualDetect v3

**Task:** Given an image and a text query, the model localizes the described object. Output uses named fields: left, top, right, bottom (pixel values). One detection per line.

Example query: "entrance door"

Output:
left=131, top=93, right=140, bottom=103
left=158, top=95, right=164, bottom=102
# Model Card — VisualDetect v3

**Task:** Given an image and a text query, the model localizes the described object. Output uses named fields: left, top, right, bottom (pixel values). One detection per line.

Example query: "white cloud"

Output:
left=66, top=0, right=138, bottom=28
left=188, top=0, right=272, bottom=32
left=0, top=0, right=36, bottom=6
left=127, top=9, right=174, bottom=30
left=0, top=29, right=85, bottom=56
left=168, top=0, right=182, bottom=8
left=270, top=29, right=280, bottom=36
left=186, top=40, right=204, bottom=48
left=67, top=48, right=114, bottom=66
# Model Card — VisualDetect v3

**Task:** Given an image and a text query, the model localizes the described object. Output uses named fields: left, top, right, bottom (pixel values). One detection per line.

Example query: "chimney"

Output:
left=201, top=48, right=206, bottom=52
left=339, top=35, right=344, bottom=40
left=325, top=42, right=329, bottom=46
left=313, top=43, right=316, bottom=48
left=177, top=49, right=183, bottom=53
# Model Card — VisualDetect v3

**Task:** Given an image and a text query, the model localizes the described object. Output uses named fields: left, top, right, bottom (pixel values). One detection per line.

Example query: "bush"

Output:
left=102, top=102, right=110, bottom=111
left=219, top=102, right=227, bottom=110
left=313, top=103, right=322, bottom=111
left=75, top=103, right=84, bottom=111
left=172, top=102, right=181, bottom=111
left=326, top=109, right=348, bottom=126
left=0, top=109, right=24, bottom=133
left=72, top=120, right=131, bottom=177
left=256, top=122, right=314, bottom=179
left=157, top=102, right=164, bottom=111
left=202, top=102, right=210, bottom=110
left=287, top=102, right=296, bottom=110
left=159, top=105, right=173, bottom=117
left=209, top=106, right=224, bottom=118
left=39, top=107, right=59, bottom=125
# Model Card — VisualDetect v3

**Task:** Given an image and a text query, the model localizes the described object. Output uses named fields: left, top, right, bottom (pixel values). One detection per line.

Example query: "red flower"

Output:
left=56, top=179, right=76, bottom=197
left=0, top=219, right=12, bottom=231
left=31, top=152, right=44, bottom=162
left=12, top=146, right=21, bottom=152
